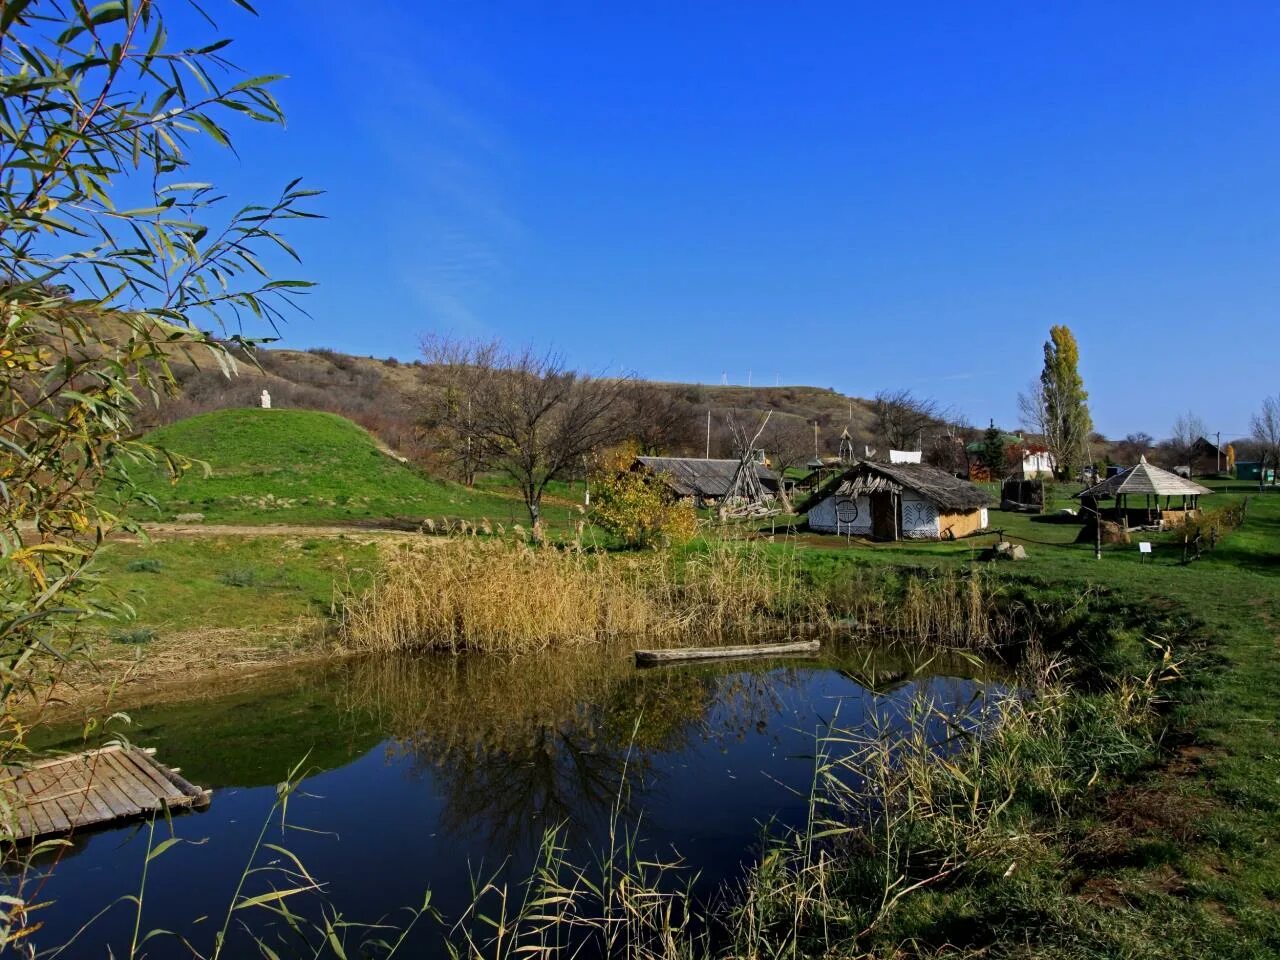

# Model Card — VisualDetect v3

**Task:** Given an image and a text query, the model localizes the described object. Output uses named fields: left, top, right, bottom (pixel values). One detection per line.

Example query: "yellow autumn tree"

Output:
left=589, top=444, right=698, bottom=548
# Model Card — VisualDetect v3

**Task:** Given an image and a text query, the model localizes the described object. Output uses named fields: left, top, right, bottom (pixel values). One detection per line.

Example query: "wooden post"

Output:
left=1094, top=498, right=1102, bottom=561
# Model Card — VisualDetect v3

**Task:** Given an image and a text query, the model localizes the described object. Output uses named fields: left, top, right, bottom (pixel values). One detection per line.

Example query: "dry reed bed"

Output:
left=337, top=536, right=1018, bottom=656
left=337, top=538, right=834, bottom=654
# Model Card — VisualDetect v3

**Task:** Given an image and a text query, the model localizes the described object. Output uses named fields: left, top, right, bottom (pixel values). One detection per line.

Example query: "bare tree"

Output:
left=926, top=416, right=973, bottom=476
left=1018, top=380, right=1093, bottom=480
left=871, top=389, right=941, bottom=453
left=762, top=416, right=815, bottom=475
left=1114, top=431, right=1154, bottom=465
left=418, top=336, right=633, bottom=539
left=1163, top=411, right=1209, bottom=469
left=760, top=415, right=816, bottom=510
left=622, top=384, right=698, bottom=455
left=1252, top=396, right=1280, bottom=486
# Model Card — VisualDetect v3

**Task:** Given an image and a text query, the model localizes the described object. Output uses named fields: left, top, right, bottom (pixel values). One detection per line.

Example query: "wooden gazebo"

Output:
left=1074, top=456, right=1211, bottom=531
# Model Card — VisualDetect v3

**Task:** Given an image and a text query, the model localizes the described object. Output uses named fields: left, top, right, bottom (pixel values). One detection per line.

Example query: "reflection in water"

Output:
left=13, top=641, right=1001, bottom=957
left=324, top=643, right=996, bottom=855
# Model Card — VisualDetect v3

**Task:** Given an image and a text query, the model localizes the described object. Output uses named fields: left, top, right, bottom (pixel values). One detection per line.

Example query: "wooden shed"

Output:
left=802, top=461, right=992, bottom=541
left=632, top=456, right=779, bottom=507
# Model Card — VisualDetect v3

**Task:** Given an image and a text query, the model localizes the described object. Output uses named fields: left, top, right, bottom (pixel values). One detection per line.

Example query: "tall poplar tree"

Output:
left=1018, top=326, right=1093, bottom=480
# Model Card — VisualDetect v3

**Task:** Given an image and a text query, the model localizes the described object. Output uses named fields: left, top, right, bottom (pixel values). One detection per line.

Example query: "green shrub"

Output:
left=219, top=568, right=260, bottom=588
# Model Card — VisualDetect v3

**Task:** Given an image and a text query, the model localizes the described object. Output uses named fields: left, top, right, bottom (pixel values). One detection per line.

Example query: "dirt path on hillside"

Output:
left=120, top=521, right=426, bottom=539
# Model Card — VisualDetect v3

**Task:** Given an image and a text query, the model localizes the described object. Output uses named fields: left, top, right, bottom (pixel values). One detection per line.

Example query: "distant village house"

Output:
left=1188, top=436, right=1226, bottom=476
left=966, top=433, right=1055, bottom=482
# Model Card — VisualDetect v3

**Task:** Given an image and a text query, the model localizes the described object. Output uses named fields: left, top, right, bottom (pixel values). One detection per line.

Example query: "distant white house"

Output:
left=965, top=433, right=1055, bottom=480
left=1018, top=449, right=1055, bottom=478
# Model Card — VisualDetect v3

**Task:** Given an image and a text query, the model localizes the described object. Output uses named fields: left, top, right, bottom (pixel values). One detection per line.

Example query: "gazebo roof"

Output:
left=1075, top=456, right=1212, bottom=500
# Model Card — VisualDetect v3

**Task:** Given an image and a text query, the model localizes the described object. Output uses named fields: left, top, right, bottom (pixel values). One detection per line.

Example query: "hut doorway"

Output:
left=871, top=492, right=897, bottom=541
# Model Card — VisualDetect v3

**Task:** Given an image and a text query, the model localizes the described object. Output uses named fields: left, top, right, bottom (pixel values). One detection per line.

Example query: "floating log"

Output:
left=1, top=744, right=210, bottom=843
left=634, top=639, right=820, bottom=666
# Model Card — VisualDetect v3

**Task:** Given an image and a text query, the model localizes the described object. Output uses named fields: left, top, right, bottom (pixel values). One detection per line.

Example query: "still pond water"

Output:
left=16, top=642, right=999, bottom=957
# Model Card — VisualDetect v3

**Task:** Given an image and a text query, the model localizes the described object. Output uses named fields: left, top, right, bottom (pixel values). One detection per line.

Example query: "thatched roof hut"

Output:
left=633, top=456, right=778, bottom=503
left=802, top=461, right=992, bottom=540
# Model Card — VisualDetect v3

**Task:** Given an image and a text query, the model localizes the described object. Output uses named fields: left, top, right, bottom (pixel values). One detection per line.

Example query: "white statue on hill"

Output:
left=260, top=389, right=272, bottom=410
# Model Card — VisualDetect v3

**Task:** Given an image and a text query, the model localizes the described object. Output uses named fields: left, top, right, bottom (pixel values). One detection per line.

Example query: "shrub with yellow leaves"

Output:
left=588, top=443, right=698, bottom=549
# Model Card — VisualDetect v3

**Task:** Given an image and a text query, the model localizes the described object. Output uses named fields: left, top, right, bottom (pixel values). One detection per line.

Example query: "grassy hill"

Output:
left=127, top=408, right=556, bottom=525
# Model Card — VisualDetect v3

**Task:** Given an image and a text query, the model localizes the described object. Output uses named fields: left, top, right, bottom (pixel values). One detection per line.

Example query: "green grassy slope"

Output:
left=126, top=408, right=548, bottom=525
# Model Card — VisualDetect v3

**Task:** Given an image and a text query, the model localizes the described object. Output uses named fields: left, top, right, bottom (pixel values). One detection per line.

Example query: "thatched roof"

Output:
left=634, top=457, right=778, bottom=500
left=800, top=461, right=992, bottom=513
left=1075, top=456, right=1212, bottom=500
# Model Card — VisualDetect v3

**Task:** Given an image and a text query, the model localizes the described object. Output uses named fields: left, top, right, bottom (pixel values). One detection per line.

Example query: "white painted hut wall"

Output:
left=807, top=494, right=872, bottom=535
left=900, top=493, right=941, bottom=539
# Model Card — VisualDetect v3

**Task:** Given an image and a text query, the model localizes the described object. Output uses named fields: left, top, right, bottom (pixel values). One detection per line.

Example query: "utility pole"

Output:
left=705, top=409, right=711, bottom=459
left=1216, top=431, right=1221, bottom=473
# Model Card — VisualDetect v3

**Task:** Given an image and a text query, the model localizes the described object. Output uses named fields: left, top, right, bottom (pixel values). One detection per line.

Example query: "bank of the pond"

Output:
left=10, top=643, right=1001, bottom=957
left=51, top=533, right=1024, bottom=717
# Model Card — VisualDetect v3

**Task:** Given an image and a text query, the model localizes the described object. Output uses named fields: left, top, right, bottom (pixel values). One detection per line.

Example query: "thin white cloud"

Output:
left=295, top=0, right=520, bottom=334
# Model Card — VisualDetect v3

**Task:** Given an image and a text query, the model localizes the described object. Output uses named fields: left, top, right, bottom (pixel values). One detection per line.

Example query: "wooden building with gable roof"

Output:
left=801, top=461, right=992, bottom=541
left=632, top=456, right=779, bottom=507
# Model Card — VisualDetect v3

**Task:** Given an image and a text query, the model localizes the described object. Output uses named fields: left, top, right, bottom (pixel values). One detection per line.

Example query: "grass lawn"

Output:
left=121, top=408, right=576, bottom=527
left=36, top=533, right=393, bottom=711
left=772, top=481, right=1280, bottom=955
left=90, top=534, right=382, bottom=637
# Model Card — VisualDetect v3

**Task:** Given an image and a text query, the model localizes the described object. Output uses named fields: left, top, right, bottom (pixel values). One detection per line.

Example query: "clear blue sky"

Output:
left=182, top=1, right=1279, bottom=440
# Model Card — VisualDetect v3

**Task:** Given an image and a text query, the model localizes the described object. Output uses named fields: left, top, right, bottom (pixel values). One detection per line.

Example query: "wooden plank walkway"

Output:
left=1, top=745, right=210, bottom=843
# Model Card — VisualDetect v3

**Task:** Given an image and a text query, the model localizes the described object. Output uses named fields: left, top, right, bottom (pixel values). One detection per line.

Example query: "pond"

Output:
left=12, top=641, right=1002, bottom=957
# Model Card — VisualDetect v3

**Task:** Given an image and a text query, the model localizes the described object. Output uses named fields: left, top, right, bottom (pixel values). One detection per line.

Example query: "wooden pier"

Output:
left=634, top=638, right=821, bottom=666
left=1, top=745, right=210, bottom=843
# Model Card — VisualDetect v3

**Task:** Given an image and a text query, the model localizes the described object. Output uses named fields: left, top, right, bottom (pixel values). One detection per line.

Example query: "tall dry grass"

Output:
left=337, top=539, right=658, bottom=654
left=336, top=537, right=833, bottom=655
left=817, top=565, right=1013, bottom=650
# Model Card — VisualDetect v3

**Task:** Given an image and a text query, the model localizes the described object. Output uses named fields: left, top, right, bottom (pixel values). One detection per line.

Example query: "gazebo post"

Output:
left=1094, top=497, right=1102, bottom=561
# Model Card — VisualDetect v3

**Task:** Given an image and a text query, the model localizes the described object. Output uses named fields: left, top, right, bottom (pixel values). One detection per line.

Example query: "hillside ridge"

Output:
left=149, top=344, right=884, bottom=461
